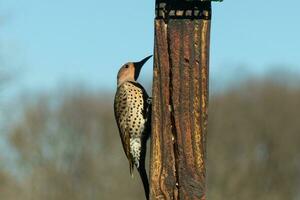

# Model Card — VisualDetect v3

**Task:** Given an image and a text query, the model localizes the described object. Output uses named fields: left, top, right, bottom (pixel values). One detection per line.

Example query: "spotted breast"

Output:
left=114, top=81, right=151, bottom=173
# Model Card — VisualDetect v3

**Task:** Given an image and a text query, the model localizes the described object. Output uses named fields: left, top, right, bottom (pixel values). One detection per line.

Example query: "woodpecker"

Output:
left=114, top=55, right=152, bottom=200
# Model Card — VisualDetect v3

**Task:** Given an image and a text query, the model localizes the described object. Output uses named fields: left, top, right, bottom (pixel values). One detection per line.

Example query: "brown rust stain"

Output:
left=200, top=20, right=210, bottom=165
left=181, top=20, right=194, bottom=172
left=192, top=20, right=204, bottom=173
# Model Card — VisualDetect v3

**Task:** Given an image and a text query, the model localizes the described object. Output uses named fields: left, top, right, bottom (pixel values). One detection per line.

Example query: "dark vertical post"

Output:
left=150, top=1, right=211, bottom=199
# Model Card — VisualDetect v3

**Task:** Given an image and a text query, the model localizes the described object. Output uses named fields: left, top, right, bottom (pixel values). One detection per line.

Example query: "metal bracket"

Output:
left=155, top=0, right=212, bottom=20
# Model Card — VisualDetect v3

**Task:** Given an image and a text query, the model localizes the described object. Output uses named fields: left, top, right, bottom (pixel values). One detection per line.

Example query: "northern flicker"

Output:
left=114, top=55, right=152, bottom=200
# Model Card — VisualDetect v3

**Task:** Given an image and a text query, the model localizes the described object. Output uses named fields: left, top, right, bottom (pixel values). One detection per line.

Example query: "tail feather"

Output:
left=129, top=161, right=134, bottom=178
left=138, top=165, right=149, bottom=200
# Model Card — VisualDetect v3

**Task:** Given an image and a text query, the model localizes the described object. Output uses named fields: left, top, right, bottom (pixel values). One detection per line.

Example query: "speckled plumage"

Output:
left=114, top=81, right=151, bottom=173
left=113, top=56, right=152, bottom=200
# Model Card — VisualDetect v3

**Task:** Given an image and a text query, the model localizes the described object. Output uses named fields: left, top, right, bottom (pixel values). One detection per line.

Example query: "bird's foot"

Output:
left=146, top=97, right=152, bottom=105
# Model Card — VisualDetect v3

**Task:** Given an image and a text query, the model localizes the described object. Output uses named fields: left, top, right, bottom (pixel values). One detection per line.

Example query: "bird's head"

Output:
left=117, top=55, right=152, bottom=86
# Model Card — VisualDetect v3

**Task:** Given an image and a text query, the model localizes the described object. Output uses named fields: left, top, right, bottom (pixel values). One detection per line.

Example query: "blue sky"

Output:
left=0, top=0, right=300, bottom=95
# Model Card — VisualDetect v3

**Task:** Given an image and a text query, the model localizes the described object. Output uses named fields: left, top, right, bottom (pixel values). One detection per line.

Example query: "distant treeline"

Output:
left=0, top=76, right=300, bottom=200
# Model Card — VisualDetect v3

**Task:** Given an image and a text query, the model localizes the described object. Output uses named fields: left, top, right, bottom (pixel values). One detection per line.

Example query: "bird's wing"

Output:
left=114, top=86, right=133, bottom=171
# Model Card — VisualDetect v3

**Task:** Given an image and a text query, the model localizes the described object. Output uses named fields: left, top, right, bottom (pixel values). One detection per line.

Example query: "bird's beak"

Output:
left=134, top=55, right=152, bottom=80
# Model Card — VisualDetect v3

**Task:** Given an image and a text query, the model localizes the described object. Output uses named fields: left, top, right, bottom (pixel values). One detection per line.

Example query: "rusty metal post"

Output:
left=150, top=0, right=211, bottom=199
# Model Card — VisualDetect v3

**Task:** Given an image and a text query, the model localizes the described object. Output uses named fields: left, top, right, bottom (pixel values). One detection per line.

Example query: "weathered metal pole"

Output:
left=150, top=0, right=211, bottom=199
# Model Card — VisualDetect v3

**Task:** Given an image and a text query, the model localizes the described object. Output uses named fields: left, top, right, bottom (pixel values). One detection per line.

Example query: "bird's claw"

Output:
left=147, top=97, right=152, bottom=104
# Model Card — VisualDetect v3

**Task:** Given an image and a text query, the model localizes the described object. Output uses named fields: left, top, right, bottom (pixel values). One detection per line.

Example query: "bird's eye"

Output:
left=124, top=65, right=129, bottom=68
